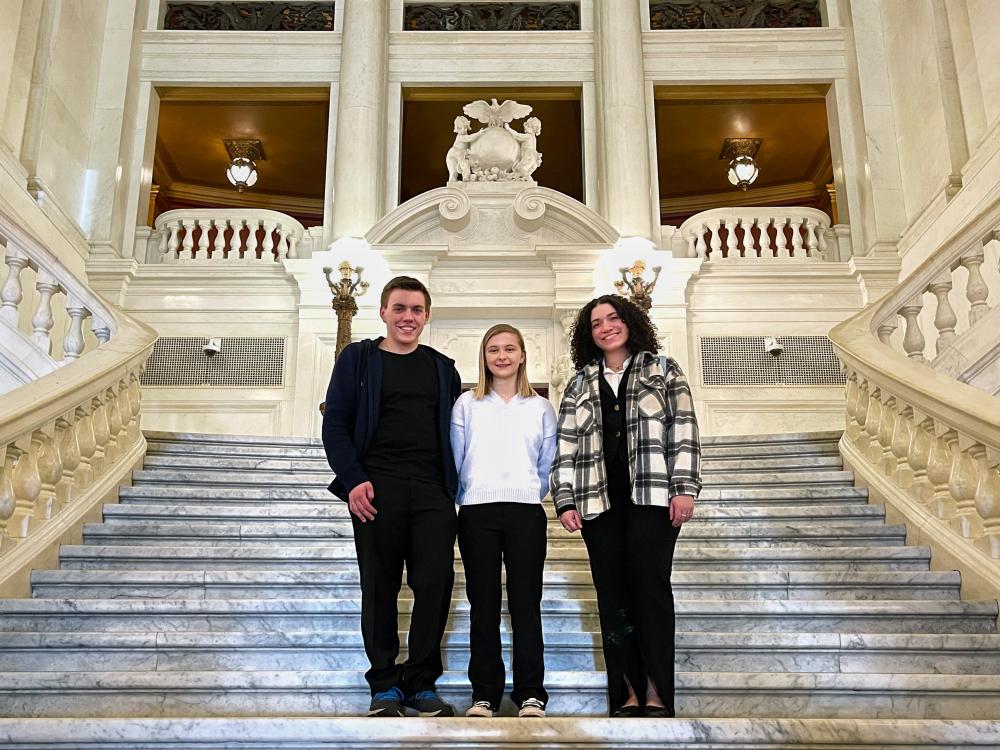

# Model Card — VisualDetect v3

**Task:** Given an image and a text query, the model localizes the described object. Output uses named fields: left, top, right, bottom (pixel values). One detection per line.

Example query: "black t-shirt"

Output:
left=363, top=347, right=443, bottom=484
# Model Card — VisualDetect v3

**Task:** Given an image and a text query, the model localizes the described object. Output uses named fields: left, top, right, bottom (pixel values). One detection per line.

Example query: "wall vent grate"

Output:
left=141, top=337, right=285, bottom=388
left=699, top=335, right=845, bottom=386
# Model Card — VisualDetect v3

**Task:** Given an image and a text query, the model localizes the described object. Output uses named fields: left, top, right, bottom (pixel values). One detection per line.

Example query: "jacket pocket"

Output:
left=637, top=390, right=667, bottom=420
left=575, top=399, right=597, bottom=435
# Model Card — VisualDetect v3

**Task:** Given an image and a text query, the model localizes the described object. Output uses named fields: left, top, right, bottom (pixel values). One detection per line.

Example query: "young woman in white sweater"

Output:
left=451, top=323, right=557, bottom=718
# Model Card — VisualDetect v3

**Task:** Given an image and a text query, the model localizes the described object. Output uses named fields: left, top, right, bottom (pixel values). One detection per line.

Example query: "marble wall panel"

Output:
left=0, top=0, right=25, bottom=137
left=0, top=1, right=39, bottom=154
left=967, top=0, right=1000, bottom=131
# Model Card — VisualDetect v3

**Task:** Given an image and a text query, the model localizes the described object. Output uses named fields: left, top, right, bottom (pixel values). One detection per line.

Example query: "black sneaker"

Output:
left=406, top=690, right=455, bottom=717
left=368, top=687, right=405, bottom=717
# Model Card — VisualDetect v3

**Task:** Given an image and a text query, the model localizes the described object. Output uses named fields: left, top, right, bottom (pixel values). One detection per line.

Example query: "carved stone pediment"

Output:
left=366, top=183, right=618, bottom=250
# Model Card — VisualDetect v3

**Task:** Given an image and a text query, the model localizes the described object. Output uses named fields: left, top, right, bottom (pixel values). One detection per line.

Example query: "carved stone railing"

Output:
left=403, top=3, right=580, bottom=31
left=0, top=210, right=156, bottom=596
left=649, top=0, right=821, bottom=29
left=154, top=209, right=305, bottom=263
left=163, top=3, right=335, bottom=31
left=679, top=207, right=832, bottom=262
left=830, top=203, right=1000, bottom=598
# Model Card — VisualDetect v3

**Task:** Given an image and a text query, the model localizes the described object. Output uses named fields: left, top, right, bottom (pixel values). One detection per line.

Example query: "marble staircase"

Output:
left=2, top=430, right=1000, bottom=748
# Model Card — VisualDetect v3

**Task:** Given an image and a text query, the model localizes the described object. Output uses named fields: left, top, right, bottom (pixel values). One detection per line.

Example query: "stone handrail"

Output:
left=679, top=207, right=831, bottom=261
left=154, top=209, right=305, bottom=263
left=829, top=203, right=1000, bottom=597
left=0, top=210, right=157, bottom=595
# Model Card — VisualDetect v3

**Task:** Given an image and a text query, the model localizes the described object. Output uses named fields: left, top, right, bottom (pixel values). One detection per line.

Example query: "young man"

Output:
left=322, top=276, right=462, bottom=718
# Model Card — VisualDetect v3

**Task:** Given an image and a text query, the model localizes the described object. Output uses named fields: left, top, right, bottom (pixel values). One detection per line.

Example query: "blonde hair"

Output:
left=474, top=323, right=536, bottom=400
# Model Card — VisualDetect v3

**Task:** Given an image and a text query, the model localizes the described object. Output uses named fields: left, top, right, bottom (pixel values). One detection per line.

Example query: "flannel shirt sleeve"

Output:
left=549, top=379, right=581, bottom=516
left=664, top=360, right=703, bottom=499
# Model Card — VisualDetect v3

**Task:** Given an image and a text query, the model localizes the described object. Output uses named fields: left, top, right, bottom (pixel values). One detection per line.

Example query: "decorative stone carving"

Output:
left=550, top=311, right=576, bottom=404
left=446, top=100, right=542, bottom=184
left=404, top=3, right=580, bottom=31
left=164, top=3, right=335, bottom=31
left=649, top=0, right=820, bottom=30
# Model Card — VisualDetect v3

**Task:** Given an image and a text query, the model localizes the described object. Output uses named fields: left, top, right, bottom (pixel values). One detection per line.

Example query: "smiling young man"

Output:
left=322, top=276, right=462, bottom=718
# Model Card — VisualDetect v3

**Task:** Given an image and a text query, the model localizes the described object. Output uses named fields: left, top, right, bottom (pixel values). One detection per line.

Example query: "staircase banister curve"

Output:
left=678, top=205, right=832, bottom=236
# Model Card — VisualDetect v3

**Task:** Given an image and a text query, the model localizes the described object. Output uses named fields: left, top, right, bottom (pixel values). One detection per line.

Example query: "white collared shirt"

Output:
left=602, top=356, right=632, bottom=396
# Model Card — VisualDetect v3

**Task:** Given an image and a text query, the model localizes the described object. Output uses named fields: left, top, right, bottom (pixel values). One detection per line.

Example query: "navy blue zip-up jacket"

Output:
left=322, top=337, right=462, bottom=501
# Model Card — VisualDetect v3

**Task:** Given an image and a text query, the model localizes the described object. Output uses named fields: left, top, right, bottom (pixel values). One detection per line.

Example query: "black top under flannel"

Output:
left=599, top=361, right=632, bottom=508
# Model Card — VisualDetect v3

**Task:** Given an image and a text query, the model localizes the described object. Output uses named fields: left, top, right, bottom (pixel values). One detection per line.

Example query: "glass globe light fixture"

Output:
left=226, top=157, right=258, bottom=193
left=727, top=155, right=759, bottom=192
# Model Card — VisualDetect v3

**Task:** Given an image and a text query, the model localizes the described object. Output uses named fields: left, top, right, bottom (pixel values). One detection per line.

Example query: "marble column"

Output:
left=18, top=0, right=60, bottom=180
left=594, top=0, right=654, bottom=240
left=330, top=0, right=388, bottom=240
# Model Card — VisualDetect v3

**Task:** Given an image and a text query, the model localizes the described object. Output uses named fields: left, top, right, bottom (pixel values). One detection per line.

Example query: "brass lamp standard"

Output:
left=325, top=261, right=370, bottom=357
left=614, top=260, right=661, bottom=311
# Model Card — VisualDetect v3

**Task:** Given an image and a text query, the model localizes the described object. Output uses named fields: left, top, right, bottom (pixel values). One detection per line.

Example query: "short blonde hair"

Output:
left=474, top=323, right=536, bottom=400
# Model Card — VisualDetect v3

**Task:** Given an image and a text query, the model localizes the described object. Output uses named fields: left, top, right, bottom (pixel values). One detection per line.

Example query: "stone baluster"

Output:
left=91, top=317, right=111, bottom=345
left=287, top=233, right=300, bottom=260
left=863, top=386, right=882, bottom=461
left=164, top=221, right=181, bottom=263
left=1, top=248, right=29, bottom=325
left=926, top=428, right=955, bottom=519
left=62, top=298, right=90, bottom=362
left=262, top=219, right=277, bottom=261
left=111, top=382, right=129, bottom=454
left=74, top=404, right=95, bottom=489
left=890, top=403, right=914, bottom=488
left=790, top=217, right=805, bottom=259
left=876, top=318, right=898, bottom=347
left=975, top=462, right=1000, bottom=558
left=212, top=219, right=227, bottom=261
left=817, top=224, right=828, bottom=259
left=959, top=246, right=990, bottom=324
left=196, top=219, right=210, bottom=259
left=54, top=414, right=80, bottom=508
left=877, top=394, right=897, bottom=476
left=949, top=441, right=984, bottom=539
left=686, top=232, right=698, bottom=260
left=180, top=219, right=196, bottom=260
left=276, top=226, right=289, bottom=260
left=906, top=414, right=934, bottom=505
left=898, top=299, right=926, bottom=362
left=774, top=220, right=789, bottom=259
left=103, top=387, right=122, bottom=465
left=709, top=222, right=722, bottom=260
left=724, top=218, right=739, bottom=259
left=927, top=274, right=958, bottom=355
left=127, top=372, right=142, bottom=445
left=694, top=227, right=708, bottom=260
left=229, top=218, right=244, bottom=259
left=0, top=444, right=15, bottom=550
left=757, top=219, right=772, bottom=259
left=804, top=219, right=819, bottom=259
left=844, top=374, right=860, bottom=443
left=31, top=270, right=59, bottom=352
left=34, top=428, right=60, bottom=521
left=853, top=380, right=869, bottom=452
left=89, top=394, right=109, bottom=477
left=9, top=439, right=40, bottom=538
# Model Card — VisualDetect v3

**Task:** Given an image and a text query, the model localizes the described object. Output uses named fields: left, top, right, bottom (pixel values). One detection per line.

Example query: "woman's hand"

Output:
left=670, top=494, right=695, bottom=527
left=559, top=509, right=583, bottom=533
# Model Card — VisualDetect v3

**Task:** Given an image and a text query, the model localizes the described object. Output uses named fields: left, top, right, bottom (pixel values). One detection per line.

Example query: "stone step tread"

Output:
left=0, top=717, right=995, bottom=750
left=102, top=502, right=882, bottom=522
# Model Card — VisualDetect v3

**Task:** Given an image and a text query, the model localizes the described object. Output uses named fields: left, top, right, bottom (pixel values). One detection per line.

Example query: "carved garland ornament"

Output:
left=404, top=3, right=580, bottom=31
left=164, top=3, right=335, bottom=31
left=649, top=0, right=821, bottom=29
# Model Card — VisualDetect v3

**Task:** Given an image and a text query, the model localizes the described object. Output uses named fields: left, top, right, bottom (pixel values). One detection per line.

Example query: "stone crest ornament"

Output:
left=445, top=99, right=543, bottom=183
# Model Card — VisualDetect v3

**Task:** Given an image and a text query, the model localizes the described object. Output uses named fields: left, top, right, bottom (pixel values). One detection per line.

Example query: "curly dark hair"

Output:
left=569, top=294, right=660, bottom=370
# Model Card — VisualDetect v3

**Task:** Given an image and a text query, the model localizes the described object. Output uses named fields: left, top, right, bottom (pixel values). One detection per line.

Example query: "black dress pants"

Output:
left=457, top=502, right=548, bottom=709
left=581, top=502, right=681, bottom=715
left=351, top=472, right=458, bottom=696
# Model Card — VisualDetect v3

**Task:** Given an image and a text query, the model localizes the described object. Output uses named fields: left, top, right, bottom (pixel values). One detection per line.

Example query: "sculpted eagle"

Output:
left=463, top=98, right=533, bottom=127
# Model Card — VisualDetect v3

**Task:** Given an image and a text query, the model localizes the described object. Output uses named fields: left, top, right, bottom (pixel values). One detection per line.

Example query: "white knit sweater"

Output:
left=450, top=390, right=557, bottom=506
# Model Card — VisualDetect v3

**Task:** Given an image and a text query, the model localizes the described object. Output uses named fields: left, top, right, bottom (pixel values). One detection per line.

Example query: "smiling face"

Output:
left=380, top=289, right=429, bottom=351
left=590, top=302, right=630, bottom=357
left=484, top=331, right=525, bottom=382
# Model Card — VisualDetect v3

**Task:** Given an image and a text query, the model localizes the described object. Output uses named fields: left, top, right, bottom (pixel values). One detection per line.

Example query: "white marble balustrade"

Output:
left=2, top=226, right=114, bottom=393
left=154, top=209, right=305, bottom=263
left=830, top=205, right=1000, bottom=597
left=679, top=207, right=832, bottom=262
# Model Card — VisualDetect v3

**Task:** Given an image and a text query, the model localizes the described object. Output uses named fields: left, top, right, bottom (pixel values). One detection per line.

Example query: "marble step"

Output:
left=117, top=483, right=871, bottom=507
left=30, top=569, right=959, bottom=602
left=59, top=543, right=932, bottom=572
left=139, top=452, right=846, bottom=475
left=130, top=467, right=857, bottom=489
left=81, top=520, right=906, bottom=548
left=0, top=598, right=994, bottom=634
left=2, top=716, right=998, bottom=750
left=4, top=630, right=998, bottom=676
left=101, top=502, right=885, bottom=525
left=1, top=668, right=998, bottom=719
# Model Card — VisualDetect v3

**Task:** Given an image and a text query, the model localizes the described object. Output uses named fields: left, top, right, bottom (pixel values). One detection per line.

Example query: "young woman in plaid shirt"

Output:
left=550, top=295, right=702, bottom=718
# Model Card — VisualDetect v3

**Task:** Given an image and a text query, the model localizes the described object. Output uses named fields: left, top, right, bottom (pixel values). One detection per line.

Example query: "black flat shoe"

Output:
left=611, top=705, right=644, bottom=718
left=644, top=706, right=674, bottom=718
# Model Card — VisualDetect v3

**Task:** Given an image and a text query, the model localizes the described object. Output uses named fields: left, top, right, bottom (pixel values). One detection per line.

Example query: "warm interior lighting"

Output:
left=727, top=154, right=759, bottom=192
left=226, top=157, right=258, bottom=192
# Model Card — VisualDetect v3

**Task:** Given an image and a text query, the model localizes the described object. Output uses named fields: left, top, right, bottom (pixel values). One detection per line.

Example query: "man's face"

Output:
left=380, top=289, right=429, bottom=348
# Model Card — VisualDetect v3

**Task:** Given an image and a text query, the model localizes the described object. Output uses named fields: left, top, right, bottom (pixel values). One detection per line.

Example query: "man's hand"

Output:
left=670, top=494, right=695, bottom=527
left=560, top=509, right=583, bottom=533
left=348, top=481, right=377, bottom=522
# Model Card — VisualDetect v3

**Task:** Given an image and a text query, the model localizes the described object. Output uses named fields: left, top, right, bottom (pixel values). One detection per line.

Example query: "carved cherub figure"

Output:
left=505, top=116, right=543, bottom=180
left=445, top=115, right=483, bottom=182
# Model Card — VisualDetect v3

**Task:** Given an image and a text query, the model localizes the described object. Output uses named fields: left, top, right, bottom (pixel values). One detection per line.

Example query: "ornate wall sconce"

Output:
left=720, top=137, right=762, bottom=192
left=224, top=139, right=265, bottom=192
left=324, top=261, right=370, bottom=358
left=615, top=259, right=662, bottom=311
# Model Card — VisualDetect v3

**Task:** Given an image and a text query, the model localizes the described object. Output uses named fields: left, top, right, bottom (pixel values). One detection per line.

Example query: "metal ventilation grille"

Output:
left=141, top=337, right=285, bottom=387
left=700, top=336, right=846, bottom=386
